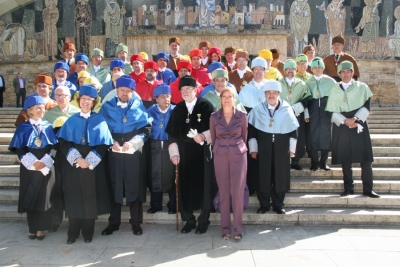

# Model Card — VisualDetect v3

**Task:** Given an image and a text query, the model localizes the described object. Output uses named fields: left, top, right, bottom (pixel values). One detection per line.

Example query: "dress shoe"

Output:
left=147, top=208, right=162, bottom=214
left=320, top=164, right=331, bottom=171
left=66, top=238, right=76, bottom=244
left=101, top=225, right=119, bottom=235
left=168, top=209, right=176, bottom=214
left=309, top=165, right=318, bottom=171
left=291, top=164, right=303, bottom=170
left=363, top=191, right=380, bottom=198
left=28, top=234, right=36, bottom=240
left=48, top=226, right=58, bottom=233
left=273, top=208, right=286, bottom=214
left=132, top=225, right=143, bottom=235
left=84, top=238, right=92, bottom=243
left=36, top=235, right=45, bottom=241
left=180, top=222, right=196, bottom=234
left=340, top=190, right=354, bottom=196
left=257, top=206, right=269, bottom=214
left=195, top=224, right=209, bottom=235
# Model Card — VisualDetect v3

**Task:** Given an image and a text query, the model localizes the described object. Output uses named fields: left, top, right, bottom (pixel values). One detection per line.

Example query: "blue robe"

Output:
left=50, top=80, right=77, bottom=100
left=156, top=68, right=177, bottom=85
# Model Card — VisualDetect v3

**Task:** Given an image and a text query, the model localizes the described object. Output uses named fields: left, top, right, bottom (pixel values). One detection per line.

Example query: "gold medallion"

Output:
left=81, top=137, right=85, bottom=143
left=34, top=138, right=42, bottom=147
left=269, top=123, right=273, bottom=128
left=123, top=116, right=127, bottom=123
left=343, top=97, right=347, bottom=102
left=287, top=94, right=291, bottom=100
left=316, top=90, right=320, bottom=96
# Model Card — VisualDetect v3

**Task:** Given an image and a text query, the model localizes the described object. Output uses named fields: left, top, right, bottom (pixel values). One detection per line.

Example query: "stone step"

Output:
left=0, top=124, right=16, bottom=128
left=0, top=128, right=16, bottom=133
left=371, top=107, right=400, bottom=111
left=372, top=147, right=400, bottom=156
left=0, top=145, right=12, bottom=153
left=0, top=177, right=19, bottom=187
left=0, top=165, right=19, bottom=176
left=0, top=109, right=23, bottom=115
left=291, top=167, right=400, bottom=178
left=370, top=129, right=400, bottom=134
left=368, top=124, right=400, bottom=129
left=368, top=120, right=400, bottom=124
left=0, top=154, right=19, bottom=164
left=299, top=157, right=400, bottom=167
left=0, top=119, right=18, bottom=123
left=1, top=204, right=400, bottom=225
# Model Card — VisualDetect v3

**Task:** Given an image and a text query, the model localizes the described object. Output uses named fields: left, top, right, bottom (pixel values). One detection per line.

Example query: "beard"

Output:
left=146, top=74, right=155, bottom=82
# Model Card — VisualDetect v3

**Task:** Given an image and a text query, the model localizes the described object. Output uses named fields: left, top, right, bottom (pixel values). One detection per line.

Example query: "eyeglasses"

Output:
left=55, top=94, right=69, bottom=98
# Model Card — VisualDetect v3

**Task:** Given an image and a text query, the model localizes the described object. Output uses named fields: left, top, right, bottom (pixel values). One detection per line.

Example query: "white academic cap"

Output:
left=251, top=57, right=267, bottom=69
left=262, top=80, right=282, bottom=92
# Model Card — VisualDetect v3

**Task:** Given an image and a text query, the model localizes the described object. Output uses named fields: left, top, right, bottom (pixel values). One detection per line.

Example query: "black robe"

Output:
left=165, top=98, right=215, bottom=211
left=59, top=140, right=111, bottom=219
left=248, top=125, right=297, bottom=193
left=329, top=99, right=373, bottom=164
left=307, top=97, right=331, bottom=150
left=244, top=106, right=259, bottom=193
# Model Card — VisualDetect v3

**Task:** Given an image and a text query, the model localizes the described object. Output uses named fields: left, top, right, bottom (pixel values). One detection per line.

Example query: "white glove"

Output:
left=39, top=167, right=50, bottom=176
left=187, top=128, right=204, bottom=145
left=357, top=123, right=364, bottom=134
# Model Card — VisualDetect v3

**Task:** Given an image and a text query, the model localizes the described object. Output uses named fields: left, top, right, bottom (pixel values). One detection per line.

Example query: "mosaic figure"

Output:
left=290, top=0, right=311, bottom=55
left=104, top=0, right=123, bottom=57
left=355, top=0, right=381, bottom=59
left=197, top=0, right=216, bottom=28
left=75, top=0, right=92, bottom=55
left=43, top=0, right=59, bottom=60
left=388, top=6, right=400, bottom=59
left=0, top=21, right=26, bottom=61
left=319, top=0, right=346, bottom=53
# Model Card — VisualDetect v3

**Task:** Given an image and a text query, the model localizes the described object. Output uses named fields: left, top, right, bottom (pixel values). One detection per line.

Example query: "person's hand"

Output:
left=290, top=152, right=295, bottom=158
left=305, top=118, right=310, bottom=123
left=171, top=156, right=180, bottom=165
left=349, top=122, right=358, bottom=129
left=193, top=134, right=205, bottom=144
left=33, top=161, right=46, bottom=170
left=122, top=142, right=133, bottom=152
left=76, top=158, right=90, bottom=169
left=250, top=152, right=258, bottom=159
left=112, top=141, right=121, bottom=151
left=344, top=118, right=356, bottom=127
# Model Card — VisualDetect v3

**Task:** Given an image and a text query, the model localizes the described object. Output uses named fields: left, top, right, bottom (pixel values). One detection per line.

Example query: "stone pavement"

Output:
left=1, top=220, right=400, bottom=267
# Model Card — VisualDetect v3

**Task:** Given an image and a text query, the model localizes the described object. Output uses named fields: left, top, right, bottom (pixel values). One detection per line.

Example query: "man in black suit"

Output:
left=13, top=72, right=26, bottom=107
left=0, top=74, right=5, bottom=107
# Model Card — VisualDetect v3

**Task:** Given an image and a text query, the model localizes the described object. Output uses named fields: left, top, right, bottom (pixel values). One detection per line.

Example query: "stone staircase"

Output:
left=1, top=107, right=400, bottom=225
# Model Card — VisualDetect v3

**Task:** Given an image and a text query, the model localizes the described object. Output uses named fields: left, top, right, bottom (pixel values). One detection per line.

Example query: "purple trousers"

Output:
left=214, top=152, right=247, bottom=236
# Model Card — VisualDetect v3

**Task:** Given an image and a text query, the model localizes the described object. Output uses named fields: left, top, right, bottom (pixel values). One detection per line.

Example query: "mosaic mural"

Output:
left=1, top=0, right=400, bottom=61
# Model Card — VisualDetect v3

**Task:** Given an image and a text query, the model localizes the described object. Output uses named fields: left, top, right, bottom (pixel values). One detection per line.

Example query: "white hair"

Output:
left=55, top=85, right=71, bottom=96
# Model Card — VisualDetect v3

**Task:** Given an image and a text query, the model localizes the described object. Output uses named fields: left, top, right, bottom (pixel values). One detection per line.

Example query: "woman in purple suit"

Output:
left=210, top=87, right=248, bottom=240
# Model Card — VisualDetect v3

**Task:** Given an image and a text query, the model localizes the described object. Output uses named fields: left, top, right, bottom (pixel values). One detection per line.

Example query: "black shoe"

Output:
left=340, top=190, right=354, bottom=196
left=101, top=225, right=119, bottom=236
left=84, top=238, right=92, bottom=243
left=48, top=226, right=58, bottom=233
left=363, top=191, right=380, bottom=198
left=309, top=165, right=318, bottom=171
left=273, top=208, right=286, bottom=214
left=147, top=208, right=161, bottom=214
left=257, top=206, right=269, bottom=214
left=195, top=224, right=209, bottom=235
left=28, top=234, right=36, bottom=240
left=180, top=222, right=196, bottom=234
left=168, top=209, right=176, bottom=214
left=67, top=238, right=76, bottom=244
left=36, top=235, right=45, bottom=241
left=132, top=225, right=143, bottom=236
left=320, top=164, right=331, bottom=171
left=291, top=164, right=303, bottom=170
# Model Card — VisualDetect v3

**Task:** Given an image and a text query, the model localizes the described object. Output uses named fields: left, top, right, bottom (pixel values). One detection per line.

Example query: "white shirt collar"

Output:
left=228, top=62, right=236, bottom=67
left=158, top=67, right=166, bottom=72
left=253, top=79, right=266, bottom=89
left=268, top=101, right=279, bottom=110
left=215, top=91, right=221, bottom=97
left=93, top=65, right=101, bottom=72
left=237, top=69, right=246, bottom=78
left=341, top=80, right=352, bottom=90
left=29, top=118, right=43, bottom=125
left=56, top=80, right=66, bottom=86
left=308, top=61, right=312, bottom=67
left=314, top=75, right=323, bottom=81
left=117, top=101, right=128, bottom=109
left=201, top=58, right=208, bottom=65
left=80, top=111, right=91, bottom=119
left=42, top=96, right=50, bottom=104
left=285, top=77, right=294, bottom=86
left=157, top=104, right=170, bottom=114
left=185, top=97, right=197, bottom=114
left=60, top=105, right=69, bottom=113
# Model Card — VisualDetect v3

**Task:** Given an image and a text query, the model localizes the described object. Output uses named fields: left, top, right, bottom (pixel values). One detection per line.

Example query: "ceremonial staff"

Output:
left=175, top=164, right=179, bottom=233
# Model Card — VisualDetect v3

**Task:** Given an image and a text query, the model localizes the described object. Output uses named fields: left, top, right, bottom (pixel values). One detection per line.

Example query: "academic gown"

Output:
left=15, top=98, right=58, bottom=126
left=325, top=81, right=374, bottom=164
left=87, top=65, right=111, bottom=85
left=9, top=121, right=58, bottom=220
left=323, top=53, right=360, bottom=82
left=248, top=101, right=298, bottom=193
left=135, top=80, right=163, bottom=109
left=146, top=104, right=176, bottom=193
left=165, top=98, right=215, bottom=211
left=50, top=80, right=77, bottom=100
left=156, top=68, right=177, bottom=85
left=228, top=70, right=253, bottom=93
left=170, top=78, right=204, bottom=105
left=100, top=97, right=153, bottom=204
left=191, top=67, right=212, bottom=87
left=56, top=112, right=113, bottom=219
left=129, top=72, right=146, bottom=84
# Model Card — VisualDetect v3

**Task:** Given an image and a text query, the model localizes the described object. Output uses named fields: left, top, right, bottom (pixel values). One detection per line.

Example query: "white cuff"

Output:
left=331, top=112, right=347, bottom=127
left=355, top=107, right=369, bottom=122
left=85, top=150, right=102, bottom=168
left=128, top=135, right=144, bottom=151
left=202, top=130, right=212, bottom=144
left=292, top=102, right=304, bottom=117
left=39, top=167, right=50, bottom=176
left=290, top=138, right=297, bottom=154
left=40, top=154, right=54, bottom=169
left=168, top=143, right=180, bottom=159
left=20, top=152, right=38, bottom=169
left=304, top=107, right=310, bottom=119
left=248, top=138, right=258, bottom=153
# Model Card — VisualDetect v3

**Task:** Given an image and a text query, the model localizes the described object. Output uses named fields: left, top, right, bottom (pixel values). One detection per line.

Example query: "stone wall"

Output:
left=0, top=58, right=399, bottom=106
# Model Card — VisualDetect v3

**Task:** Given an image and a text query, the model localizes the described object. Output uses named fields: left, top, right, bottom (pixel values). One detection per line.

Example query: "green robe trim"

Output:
left=306, top=75, right=338, bottom=99
left=124, top=62, right=133, bottom=74
left=43, top=105, right=81, bottom=124
left=325, top=81, right=373, bottom=112
left=87, top=65, right=111, bottom=85
left=295, top=72, right=312, bottom=81
left=202, top=90, right=247, bottom=113
left=278, top=78, right=310, bottom=105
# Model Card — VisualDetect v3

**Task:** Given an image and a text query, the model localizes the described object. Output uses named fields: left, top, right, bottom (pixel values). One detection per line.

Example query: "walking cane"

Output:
left=175, top=164, right=179, bottom=233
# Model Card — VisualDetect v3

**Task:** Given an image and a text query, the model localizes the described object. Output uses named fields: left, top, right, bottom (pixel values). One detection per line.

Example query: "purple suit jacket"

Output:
left=210, top=108, right=248, bottom=154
